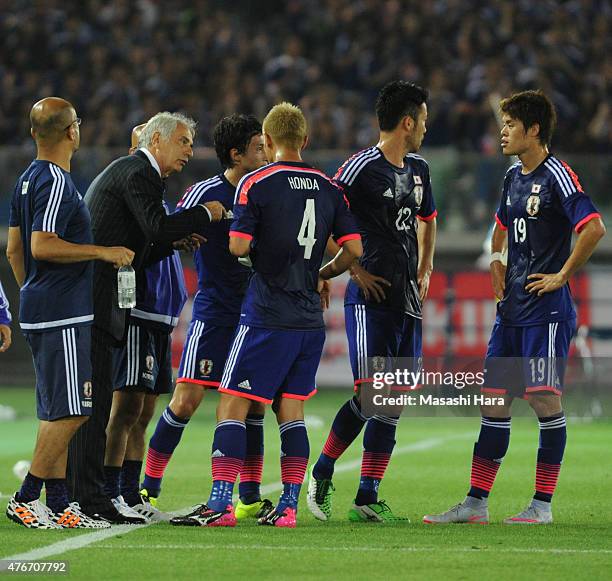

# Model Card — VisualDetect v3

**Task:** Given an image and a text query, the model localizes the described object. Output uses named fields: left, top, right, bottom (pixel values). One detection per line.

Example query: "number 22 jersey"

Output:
left=334, top=146, right=437, bottom=319
left=494, top=154, right=601, bottom=326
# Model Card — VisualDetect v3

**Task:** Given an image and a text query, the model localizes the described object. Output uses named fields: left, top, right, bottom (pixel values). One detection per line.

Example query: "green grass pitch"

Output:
left=0, top=387, right=610, bottom=580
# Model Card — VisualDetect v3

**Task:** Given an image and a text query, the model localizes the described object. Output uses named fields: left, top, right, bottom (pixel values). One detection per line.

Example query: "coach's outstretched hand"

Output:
left=173, top=233, right=207, bottom=252
left=350, top=264, right=391, bottom=303
left=99, top=246, right=135, bottom=268
left=0, top=324, right=11, bottom=352
left=201, top=201, right=226, bottom=223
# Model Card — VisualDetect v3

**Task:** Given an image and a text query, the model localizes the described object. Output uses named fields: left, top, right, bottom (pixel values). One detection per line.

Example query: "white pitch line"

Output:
left=90, top=544, right=612, bottom=556
left=0, top=433, right=470, bottom=568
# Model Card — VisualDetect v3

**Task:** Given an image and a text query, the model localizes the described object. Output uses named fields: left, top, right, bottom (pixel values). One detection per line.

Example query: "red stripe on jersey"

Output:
left=575, top=212, right=601, bottom=233
left=495, top=212, right=508, bottom=231
left=229, top=230, right=253, bottom=241
left=560, top=160, right=584, bottom=193
left=237, top=165, right=331, bottom=205
left=336, top=233, right=361, bottom=246
left=417, top=209, right=438, bottom=222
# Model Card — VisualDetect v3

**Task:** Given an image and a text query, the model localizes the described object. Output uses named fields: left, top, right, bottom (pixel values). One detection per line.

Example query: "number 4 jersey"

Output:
left=334, top=146, right=437, bottom=318
left=495, top=154, right=601, bottom=326
left=231, top=161, right=360, bottom=330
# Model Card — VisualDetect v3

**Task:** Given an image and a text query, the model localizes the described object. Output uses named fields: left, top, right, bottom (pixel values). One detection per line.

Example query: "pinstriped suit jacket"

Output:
left=85, top=150, right=209, bottom=342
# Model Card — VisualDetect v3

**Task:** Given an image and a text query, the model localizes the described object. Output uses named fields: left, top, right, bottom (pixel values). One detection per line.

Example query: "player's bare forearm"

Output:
left=490, top=222, right=507, bottom=301
left=229, top=235, right=251, bottom=257
left=326, top=236, right=341, bottom=258
left=6, top=227, right=25, bottom=287
left=417, top=218, right=436, bottom=302
left=319, top=239, right=363, bottom=280
left=560, top=218, right=606, bottom=279
left=490, top=222, right=507, bottom=255
left=417, top=217, right=436, bottom=275
left=526, top=217, right=606, bottom=296
left=328, top=236, right=362, bottom=275
left=30, top=232, right=134, bottom=267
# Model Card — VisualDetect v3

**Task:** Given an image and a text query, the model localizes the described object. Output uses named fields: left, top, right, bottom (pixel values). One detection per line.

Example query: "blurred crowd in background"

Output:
left=1, top=0, right=610, bottom=153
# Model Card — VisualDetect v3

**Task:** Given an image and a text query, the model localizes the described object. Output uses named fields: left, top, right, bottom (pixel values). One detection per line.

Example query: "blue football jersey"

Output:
left=334, top=147, right=437, bottom=318
left=176, top=174, right=251, bottom=327
left=130, top=202, right=188, bottom=331
left=231, top=161, right=360, bottom=330
left=9, top=161, right=94, bottom=332
left=0, top=281, right=11, bottom=326
left=495, top=154, right=600, bottom=326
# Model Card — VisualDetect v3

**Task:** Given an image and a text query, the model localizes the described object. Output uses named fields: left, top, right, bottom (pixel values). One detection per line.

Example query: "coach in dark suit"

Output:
left=68, top=112, right=224, bottom=521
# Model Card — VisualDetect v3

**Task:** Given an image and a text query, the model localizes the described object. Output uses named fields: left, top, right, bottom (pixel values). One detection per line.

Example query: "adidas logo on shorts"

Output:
left=237, top=380, right=251, bottom=390
left=212, top=449, right=225, bottom=458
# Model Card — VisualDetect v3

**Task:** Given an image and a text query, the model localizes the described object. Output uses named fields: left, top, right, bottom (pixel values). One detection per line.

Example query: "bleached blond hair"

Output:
left=262, top=102, right=307, bottom=150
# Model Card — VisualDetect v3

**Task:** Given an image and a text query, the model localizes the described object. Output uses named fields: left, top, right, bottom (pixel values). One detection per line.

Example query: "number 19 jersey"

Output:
left=495, top=154, right=600, bottom=326
left=334, top=147, right=437, bottom=318
left=230, top=161, right=360, bottom=330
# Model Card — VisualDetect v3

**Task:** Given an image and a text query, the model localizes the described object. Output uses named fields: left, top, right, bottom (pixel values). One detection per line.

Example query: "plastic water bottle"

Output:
left=117, top=265, right=136, bottom=309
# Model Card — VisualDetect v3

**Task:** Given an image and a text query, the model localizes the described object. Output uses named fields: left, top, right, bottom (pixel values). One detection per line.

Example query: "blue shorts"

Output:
left=218, top=325, right=325, bottom=404
left=113, top=323, right=173, bottom=394
left=483, top=319, right=576, bottom=397
left=345, top=305, right=422, bottom=390
left=177, top=320, right=236, bottom=388
left=25, top=326, right=93, bottom=421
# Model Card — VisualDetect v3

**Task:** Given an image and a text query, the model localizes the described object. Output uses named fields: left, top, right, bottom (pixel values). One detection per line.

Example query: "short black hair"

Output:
left=375, top=81, right=428, bottom=132
left=213, top=114, right=262, bottom=169
left=500, top=90, right=557, bottom=146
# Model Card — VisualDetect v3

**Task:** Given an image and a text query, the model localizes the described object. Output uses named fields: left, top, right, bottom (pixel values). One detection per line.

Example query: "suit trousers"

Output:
left=67, top=325, right=116, bottom=511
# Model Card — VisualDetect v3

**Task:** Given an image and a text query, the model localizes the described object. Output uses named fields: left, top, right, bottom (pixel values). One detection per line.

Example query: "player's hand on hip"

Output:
left=202, top=201, right=226, bottom=223
left=350, top=264, right=391, bottom=303
left=490, top=261, right=506, bottom=301
left=318, top=278, right=331, bottom=310
left=525, top=272, right=567, bottom=296
left=0, top=324, right=12, bottom=352
left=100, top=246, right=135, bottom=268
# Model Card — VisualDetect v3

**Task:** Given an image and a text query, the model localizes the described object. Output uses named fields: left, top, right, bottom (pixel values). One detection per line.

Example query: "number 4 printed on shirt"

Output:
left=298, top=198, right=317, bottom=258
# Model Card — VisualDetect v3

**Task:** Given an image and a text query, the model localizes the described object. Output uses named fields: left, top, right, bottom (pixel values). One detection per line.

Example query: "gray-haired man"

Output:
left=67, top=112, right=225, bottom=522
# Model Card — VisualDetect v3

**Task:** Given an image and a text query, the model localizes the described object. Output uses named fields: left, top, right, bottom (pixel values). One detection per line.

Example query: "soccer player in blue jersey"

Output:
left=142, top=114, right=274, bottom=520
left=423, top=90, right=605, bottom=525
left=307, top=81, right=437, bottom=522
left=101, top=124, right=190, bottom=522
left=5, top=97, right=134, bottom=529
left=0, top=281, right=12, bottom=352
left=170, top=102, right=362, bottom=528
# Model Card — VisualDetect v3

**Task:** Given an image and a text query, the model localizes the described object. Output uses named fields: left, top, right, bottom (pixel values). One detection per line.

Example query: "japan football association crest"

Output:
left=83, top=381, right=93, bottom=398
left=145, top=355, right=155, bottom=371
left=413, top=175, right=423, bottom=206
left=199, top=359, right=213, bottom=377
left=526, top=195, right=540, bottom=216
